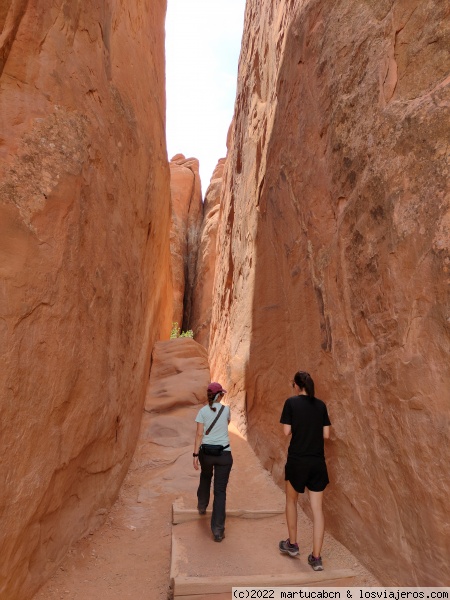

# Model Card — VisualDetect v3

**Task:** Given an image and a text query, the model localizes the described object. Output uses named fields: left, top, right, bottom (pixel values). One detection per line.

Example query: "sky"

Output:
left=165, top=0, right=246, bottom=194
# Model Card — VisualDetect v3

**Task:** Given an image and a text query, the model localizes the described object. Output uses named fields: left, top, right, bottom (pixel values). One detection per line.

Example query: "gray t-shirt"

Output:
left=195, top=403, right=231, bottom=450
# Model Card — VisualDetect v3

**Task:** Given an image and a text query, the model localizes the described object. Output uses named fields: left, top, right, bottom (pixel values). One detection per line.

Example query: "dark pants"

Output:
left=197, top=450, right=233, bottom=537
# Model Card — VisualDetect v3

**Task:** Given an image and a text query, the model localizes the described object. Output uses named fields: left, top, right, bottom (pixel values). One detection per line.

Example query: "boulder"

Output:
left=145, top=338, right=210, bottom=413
left=209, top=0, right=450, bottom=586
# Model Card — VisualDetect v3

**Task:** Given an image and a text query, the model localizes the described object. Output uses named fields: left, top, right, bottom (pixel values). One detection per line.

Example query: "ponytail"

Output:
left=293, top=371, right=315, bottom=399
left=207, top=390, right=218, bottom=411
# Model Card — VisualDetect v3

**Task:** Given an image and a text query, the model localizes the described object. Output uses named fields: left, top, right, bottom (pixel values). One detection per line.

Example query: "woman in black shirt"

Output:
left=279, top=371, right=331, bottom=571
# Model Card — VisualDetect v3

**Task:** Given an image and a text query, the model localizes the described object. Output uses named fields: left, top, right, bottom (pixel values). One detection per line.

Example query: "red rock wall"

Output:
left=169, top=154, right=203, bottom=330
left=190, top=158, right=226, bottom=348
left=0, top=1, right=172, bottom=598
left=210, top=0, right=450, bottom=586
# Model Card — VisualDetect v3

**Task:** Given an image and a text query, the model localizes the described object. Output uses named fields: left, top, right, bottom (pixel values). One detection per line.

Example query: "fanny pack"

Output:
left=201, top=443, right=230, bottom=456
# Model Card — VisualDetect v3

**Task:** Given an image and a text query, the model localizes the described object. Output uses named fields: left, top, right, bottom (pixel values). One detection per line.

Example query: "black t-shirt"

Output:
left=280, top=395, right=331, bottom=459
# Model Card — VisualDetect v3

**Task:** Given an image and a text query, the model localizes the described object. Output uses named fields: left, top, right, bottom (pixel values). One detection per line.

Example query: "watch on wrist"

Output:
left=193, top=453, right=199, bottom=457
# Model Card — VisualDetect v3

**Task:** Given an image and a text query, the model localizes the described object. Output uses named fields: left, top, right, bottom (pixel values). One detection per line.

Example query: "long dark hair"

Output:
left=294, top=371, right=315, bottom=399
left=207, top=390, right=221, bottom=411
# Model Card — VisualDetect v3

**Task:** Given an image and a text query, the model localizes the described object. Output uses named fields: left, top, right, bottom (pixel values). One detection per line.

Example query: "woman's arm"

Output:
left=193, top=422, right=204, bottom=470
left=323, top=425, right=330, bottom=439
left=283, top=424, right=292, bottom=436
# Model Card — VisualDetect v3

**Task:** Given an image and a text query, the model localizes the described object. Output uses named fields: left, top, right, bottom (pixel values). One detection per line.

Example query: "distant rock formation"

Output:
left=0, top=1, right=171, bottom=598
left=190, top=158, right=227, bottom=348
left=169, top=154, right=203, bottom=330
left=209, top=0, right=450, bottom=586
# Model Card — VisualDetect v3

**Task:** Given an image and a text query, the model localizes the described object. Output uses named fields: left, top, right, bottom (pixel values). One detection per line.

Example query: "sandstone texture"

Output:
left=0, top=2, right=172, bottom=599
left=209, top=0, right=450, bottom=586
left=145, top=338, right=210, bottom=413
left=169, top=154, right=203, bottom=330
left=190, top=158, right=226, bottom=348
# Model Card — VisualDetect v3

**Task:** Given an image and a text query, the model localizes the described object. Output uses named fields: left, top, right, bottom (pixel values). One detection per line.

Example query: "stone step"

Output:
left=170, top=503, right=356, bottom=598
left=174, top=594, right=231, bottom=600
left=173, top=571, right=355, bottom=597
left=173, top=501, right=284, bottom=524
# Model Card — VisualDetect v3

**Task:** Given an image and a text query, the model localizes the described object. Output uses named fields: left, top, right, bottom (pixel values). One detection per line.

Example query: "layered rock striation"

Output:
left=0, top=1, right=172, bottom=598
left=169, top=154, right=203, bottom=330
left=209, top=0, right=450, bottom=586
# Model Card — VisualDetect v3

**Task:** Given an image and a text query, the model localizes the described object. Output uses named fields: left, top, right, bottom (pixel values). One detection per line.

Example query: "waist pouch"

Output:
left=201, top=443, right=230, bottom=456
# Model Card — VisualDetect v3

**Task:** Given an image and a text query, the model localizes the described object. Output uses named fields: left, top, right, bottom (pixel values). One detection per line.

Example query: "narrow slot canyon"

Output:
left=0, top=1, right=449, bottom=599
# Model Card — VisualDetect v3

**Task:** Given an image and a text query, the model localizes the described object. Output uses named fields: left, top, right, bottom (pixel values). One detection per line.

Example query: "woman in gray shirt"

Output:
left=193, top=382, right=233, bottom=542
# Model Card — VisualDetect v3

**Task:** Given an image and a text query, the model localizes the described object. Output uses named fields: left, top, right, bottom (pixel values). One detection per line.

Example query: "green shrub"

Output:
left=170, top=322, right=194, bottom=339
left=179, top=329, right=194, bottom=338
left=170, top=322, right=180, bottom=339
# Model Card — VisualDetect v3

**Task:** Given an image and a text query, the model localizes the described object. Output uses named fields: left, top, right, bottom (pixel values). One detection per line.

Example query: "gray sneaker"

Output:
left=308, top=553, right=323, bottom=571
left=279, top=539, right=299, bottom=557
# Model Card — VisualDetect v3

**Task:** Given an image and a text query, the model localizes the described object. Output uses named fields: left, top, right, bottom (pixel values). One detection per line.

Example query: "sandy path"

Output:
left=34, top=405, right=378, bottom=599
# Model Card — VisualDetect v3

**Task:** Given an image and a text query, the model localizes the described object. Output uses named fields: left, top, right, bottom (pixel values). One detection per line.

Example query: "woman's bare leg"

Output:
left=308, top=490, right=324, bottom=557
left=285, top=480, right=299, bottom=543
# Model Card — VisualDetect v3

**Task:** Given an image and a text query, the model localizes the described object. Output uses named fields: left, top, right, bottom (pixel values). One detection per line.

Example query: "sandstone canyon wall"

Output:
left=169, top=154, right=203, bottom=330
left=0, top=1, right=172, bottom=598
left=190, top=158, right=226, bottom=348
left=209, top=0, right=450, bottom=586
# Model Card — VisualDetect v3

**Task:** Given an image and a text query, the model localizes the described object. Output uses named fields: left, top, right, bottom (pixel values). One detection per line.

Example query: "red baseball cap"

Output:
left=207, top=382, right=227, bottom=394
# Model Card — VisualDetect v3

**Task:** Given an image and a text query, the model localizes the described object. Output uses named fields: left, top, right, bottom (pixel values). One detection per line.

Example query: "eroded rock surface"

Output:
left=190, top=158, right=226, bottom=348
left=145, top=338, right=210, bottom=413
left=209, top=0, right=450, bottom=586
left=0, top=2, right=171, bottom=598
left=169, top=154, right=203, bottom=329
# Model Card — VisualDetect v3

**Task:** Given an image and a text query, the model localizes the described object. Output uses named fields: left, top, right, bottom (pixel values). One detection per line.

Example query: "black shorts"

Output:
left=285, top=455, right=329, bottom=493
